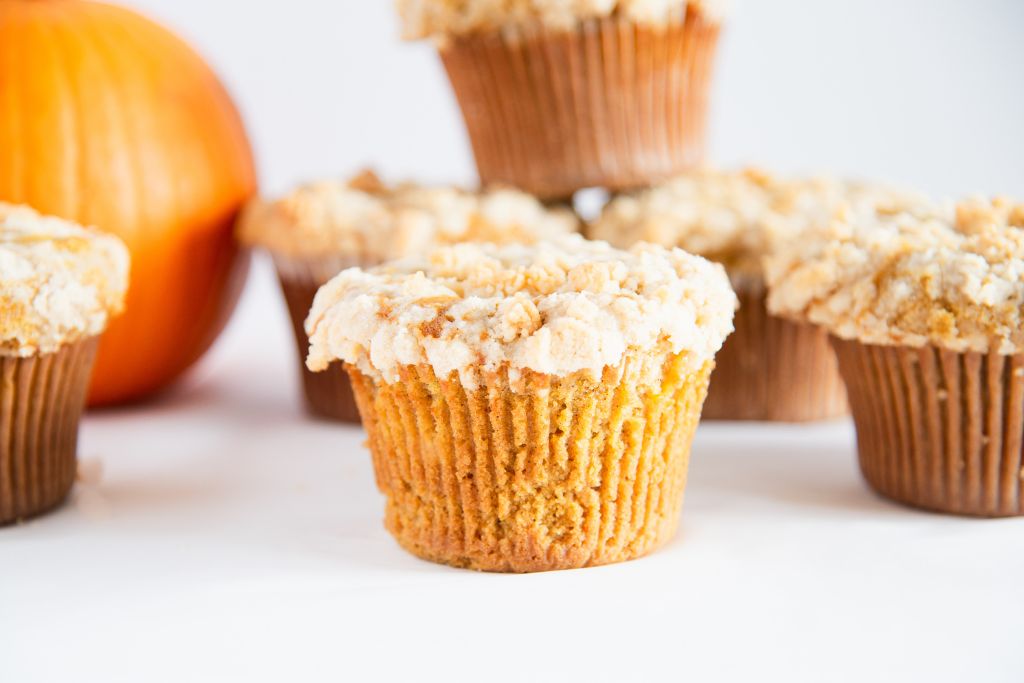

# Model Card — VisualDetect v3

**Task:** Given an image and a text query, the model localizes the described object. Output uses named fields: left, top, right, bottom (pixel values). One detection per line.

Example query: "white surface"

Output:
left=3, top=257, right=1024, bottom=682
left=3, top=1, right=1024, bottom=681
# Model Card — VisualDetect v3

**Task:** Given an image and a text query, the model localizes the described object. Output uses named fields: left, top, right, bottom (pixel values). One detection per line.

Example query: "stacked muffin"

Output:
left=0, top=204, right=129, bottom=524
left=398, top=0, right=724, bottom=199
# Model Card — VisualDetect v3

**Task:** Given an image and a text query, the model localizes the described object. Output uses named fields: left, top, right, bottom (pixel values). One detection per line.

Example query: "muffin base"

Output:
left=0, top=338, right=98, bottom=525
left=703, top=287, right=848, bottom=421
left=833, top=338, right=1024, bottom=517
left=348, top=354, right=713, bottom=572
left=278, top=274, right=360, bottom=423
left=441, top=8, right=720, bottom=200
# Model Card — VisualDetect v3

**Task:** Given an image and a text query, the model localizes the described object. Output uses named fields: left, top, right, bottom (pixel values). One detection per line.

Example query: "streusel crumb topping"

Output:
left=591, top=168, right=920, bottom=288
left=0, top=203, right=129, bottom=357
left=239, top=170, right=578, bottom=264
left=396, top=0, right=726, bottom=41
left=306, top=234, right=736, bottom=388
left=766, top=196, right=1024, bottom=354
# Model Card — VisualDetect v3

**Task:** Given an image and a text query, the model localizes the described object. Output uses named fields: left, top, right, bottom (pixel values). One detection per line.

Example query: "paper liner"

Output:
left=276, top=258, right=361, bottom=423
left=703, top=286, right=848, bottom=421
left=832, top=338, right=1024, bottom=517
left=0, top=338, right=98, bottom=525
left=440, top=8, right=721, bottom=200
left=347, top=352, right=713, bottom=572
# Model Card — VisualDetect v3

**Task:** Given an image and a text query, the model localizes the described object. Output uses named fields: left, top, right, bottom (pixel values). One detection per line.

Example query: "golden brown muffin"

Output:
left=768, top=196, right=1024, bottom=517
left=306, top=234, right=736, bottom=571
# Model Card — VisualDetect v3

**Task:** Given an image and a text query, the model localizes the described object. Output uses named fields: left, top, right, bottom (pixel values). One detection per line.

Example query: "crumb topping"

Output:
left=306, top=234, right=736, bottom=387
left=766, top=196, right=1024, bottom=354
left=239, top=170, right=578, bottom=264
left=0, top=203, right=129, bottom=357
left=590, top=168, right=920, bottom=288
left=396, top=0, right=726, bottom=41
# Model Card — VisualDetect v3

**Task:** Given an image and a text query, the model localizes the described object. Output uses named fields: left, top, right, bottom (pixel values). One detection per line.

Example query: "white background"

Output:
left=3, top=2, right=1024, bottom=682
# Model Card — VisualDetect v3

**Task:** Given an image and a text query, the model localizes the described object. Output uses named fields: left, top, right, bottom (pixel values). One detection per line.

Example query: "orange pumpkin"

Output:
left=0, top=0, right=257, bottom=406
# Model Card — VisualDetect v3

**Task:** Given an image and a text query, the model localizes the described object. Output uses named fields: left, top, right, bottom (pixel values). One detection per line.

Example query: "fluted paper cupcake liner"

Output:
left=440, top=8, right=721, bottom=200
left=347, top=352, right=713, bottom=572
left=275, top=255, right=361, bottom=423
left=832, top=338, right=1024, bottom=517
left=703, top=286, right=848, bottom=421
left=0, top=338, right=98, bottom=525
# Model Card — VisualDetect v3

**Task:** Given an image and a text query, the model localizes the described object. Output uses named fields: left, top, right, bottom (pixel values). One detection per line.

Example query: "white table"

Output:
left=3, top=259, right=1021, bottom=682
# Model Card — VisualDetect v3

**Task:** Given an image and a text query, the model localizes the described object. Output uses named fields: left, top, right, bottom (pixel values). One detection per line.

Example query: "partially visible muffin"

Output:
left=398, top=0, right=725, bottom=199
left=239, top=170, right=578, bottom=422
left=767, top=196, right=1024, bottom=516
left=591, top=168, right=914, bottom=421
left=306, top=234, right=736, bottom=572
left=0, top=203, right=129, bottom=523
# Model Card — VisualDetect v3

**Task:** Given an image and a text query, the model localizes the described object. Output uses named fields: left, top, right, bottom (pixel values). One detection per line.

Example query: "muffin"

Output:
left=0, top=203, right=129, bottom=524
left=239, top=170, right=578, bottom=422
left=305, top=234, right=736, bottom=572
left=591, top=168, right=907, bottom=421
left=767, top=196, right=1024, bottom=517
left=398, top=0, right=724, bottom=200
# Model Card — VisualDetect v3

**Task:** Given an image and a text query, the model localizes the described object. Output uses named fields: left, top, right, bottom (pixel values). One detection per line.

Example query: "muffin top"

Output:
left=239, top=170, right=578, bottom=264
left=766, top=196, right=1024, bottom=354
left=590, top=168, right=917, bottom=288
left=397, top=0, right=724, bottom=41
left=0, top=203, right=130, bottom=357
left=306, top=234, right=736, bottom=389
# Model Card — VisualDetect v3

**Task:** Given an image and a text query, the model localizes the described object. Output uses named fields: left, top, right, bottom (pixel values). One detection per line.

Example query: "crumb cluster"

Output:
left=306, top=234, right=736, bottom=388
left=0, top=203, right=129, bottom=357
left=396, top=0, right=725, bottom=41
left=766, top=197, right=1024, bottom=354
left=591, top=168, right=920, bottom=289
left=239, top=170, right=578, bottom=267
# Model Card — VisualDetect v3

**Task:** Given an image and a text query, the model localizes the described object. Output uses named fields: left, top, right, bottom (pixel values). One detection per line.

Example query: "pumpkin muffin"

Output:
left=591, top=168, right=914, bottom=421
left=0, top=203, right=129, bottom=524
left=767, top=196, right=1024, bottom=517
left=305, top=234, right=736, bottom=572
left=397, top=0, right=725, bottom=200
left=239, top=170, right=578, bottom=422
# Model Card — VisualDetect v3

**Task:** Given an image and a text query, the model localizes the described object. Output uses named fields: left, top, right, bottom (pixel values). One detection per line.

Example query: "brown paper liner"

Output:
left=441, top=8, right=721, bottom=200
left=832, top=338, right=1024, bottom=517
left=347, top=352, right=713, bottom=572
left=277, top=273, right=361, bottom=423
left=0, top=338, right=98, bottom=525
left=703, top=286, right=848, bottom=421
